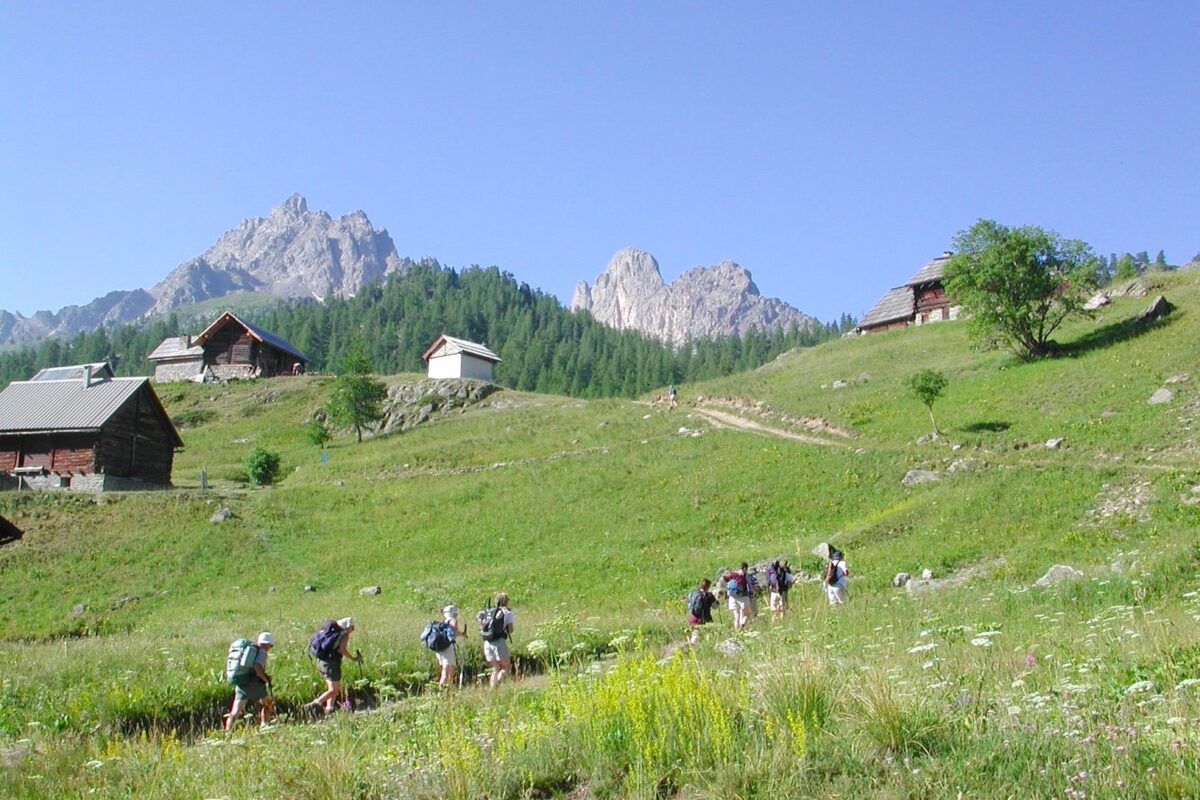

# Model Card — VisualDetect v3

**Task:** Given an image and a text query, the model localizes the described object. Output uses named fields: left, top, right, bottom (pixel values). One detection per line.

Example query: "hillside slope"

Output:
left=1, top=271, right=1198, bottom=798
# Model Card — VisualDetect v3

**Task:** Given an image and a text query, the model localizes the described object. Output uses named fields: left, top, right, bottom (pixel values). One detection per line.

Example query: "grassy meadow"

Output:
left=1, top=271, right=1198, bottom=798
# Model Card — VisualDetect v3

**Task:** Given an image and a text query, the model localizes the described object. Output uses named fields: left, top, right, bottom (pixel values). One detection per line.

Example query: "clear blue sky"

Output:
left=2, top=2, right=1197, bottom=322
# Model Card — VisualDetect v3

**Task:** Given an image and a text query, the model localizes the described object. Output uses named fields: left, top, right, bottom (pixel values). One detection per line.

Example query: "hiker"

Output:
left=687, top=578, right=718, bottom=628
left=306, top=616, right=362, bottom=713
left=478, top=592, right=515, bottom=688
left=767, top=560, right=791, bottom=620
left=223, top=632, right=274, bottom=729
left=723, top=563, right=754, bottom=631
left=422, top=605, right=466, bottom=688
left=668, top=384, right=678, bottom=408
left=825, top=549, right=850, bottom=605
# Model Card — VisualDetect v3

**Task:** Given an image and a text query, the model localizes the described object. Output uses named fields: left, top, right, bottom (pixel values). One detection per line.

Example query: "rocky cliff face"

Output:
left=0, top=194, right=408, bottom=346
left=571, top=248, right=815, bottom=346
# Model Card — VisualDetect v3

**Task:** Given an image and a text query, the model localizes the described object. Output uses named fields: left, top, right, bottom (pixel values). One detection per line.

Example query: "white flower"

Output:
left=1125, top=680, right=1154, bottom=696
left=970, top=637, right=992, bottom=647
left=921, top=659, right=939, bottom=670
left=907, top=642, right=937, bottom=654
left=85, top=760, right=104, bottom=769
left=1175, top=679, right=1200, bottom=690
left=1011, top=679, right=1026, bottom=688
left=1008, top=705, right=1022, bottom=716
left=525, top=639, right=549, bottom=656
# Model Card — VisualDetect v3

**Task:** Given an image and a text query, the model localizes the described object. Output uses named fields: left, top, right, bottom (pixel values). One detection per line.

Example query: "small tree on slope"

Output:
left=907, top=369, right=948, bottom=437
left=327, top=337, right=387, bottom=443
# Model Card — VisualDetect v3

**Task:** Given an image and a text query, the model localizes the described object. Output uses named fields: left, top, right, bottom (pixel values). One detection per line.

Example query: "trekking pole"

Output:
left=455, top=640, right=464, bottom=689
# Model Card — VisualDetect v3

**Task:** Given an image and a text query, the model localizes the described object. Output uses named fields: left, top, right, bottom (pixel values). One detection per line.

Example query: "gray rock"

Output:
left=921, top=568, right=934, bottom=580
left=360, top=585, right=382, bottom=596
left=947, top=458, right=984, bottom=473
left=1034, top=564, right=1084, bottom=588
left=831, top=380, right=848, bottom=389
left=1164, top=374, right=1190, bottom=384
left=69, top=603, right=86, bottom=617
left=916, top=433, right=938, bottom=445
left=570, top=247, right=817, bottom=347
left=902, top=469, right=941, bottom=486
left=1137, top=295, right=1174, bottom=323
left=210, top=507, right=234, bottom=523
left=811, top=542, right=833, bottom=560
left=716, top=638, right=745, bottom=657
left=1083, top=291, right=1110, bottom=310
left=303, top=584, right=316, bottom=593
left=1046, top=437, right=1065, bottom=449
left=891, top=572, right=911, bottom=587
left=1149, top=388, right=1173, bottom=405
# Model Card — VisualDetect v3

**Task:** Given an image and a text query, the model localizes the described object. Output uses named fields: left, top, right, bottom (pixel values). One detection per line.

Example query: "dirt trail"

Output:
left=691, top=406, right=846, bottom=447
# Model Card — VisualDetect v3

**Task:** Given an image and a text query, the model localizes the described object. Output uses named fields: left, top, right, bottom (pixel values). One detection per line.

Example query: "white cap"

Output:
left=256, top=632, right=274, bottom=646
left=337, top=616, right=354, bottom=629
left=443, top=605, right=458, bottom=619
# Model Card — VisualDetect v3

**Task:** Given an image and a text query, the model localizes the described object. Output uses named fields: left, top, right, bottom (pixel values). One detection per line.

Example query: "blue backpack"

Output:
left=420, top=621, right=455, bottom=652
left=725, top=573, right=748, bottom=597
left=308, top=620, right=343, bottom=660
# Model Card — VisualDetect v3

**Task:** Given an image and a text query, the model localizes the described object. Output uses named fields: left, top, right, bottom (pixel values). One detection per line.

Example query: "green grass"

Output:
left=1, top=272, right=1198, bottom=797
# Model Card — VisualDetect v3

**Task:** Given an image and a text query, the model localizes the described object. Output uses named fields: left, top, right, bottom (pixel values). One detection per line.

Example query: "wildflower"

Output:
left=907, top=642, right=937, bottom=653
left=525, top=639, right=550, bottom=657
left=1025, top=652, right=1037, bottom=668
left=1124, top=680, right=1154, bottom=696
left=970, top=637, right=992, bottom=647
left=84, top=760, right=104, bottom=769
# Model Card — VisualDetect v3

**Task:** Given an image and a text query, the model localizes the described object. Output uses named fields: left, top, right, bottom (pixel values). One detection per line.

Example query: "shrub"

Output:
left=244, top=447, right=281, bottom=486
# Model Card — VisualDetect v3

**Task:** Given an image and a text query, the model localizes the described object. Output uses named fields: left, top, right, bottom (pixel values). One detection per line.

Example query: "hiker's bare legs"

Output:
left=312, top=679, right=340, bottom=711
left=258, top=697, right=274, bottom=725
left=224, top=698, right=247, bottom=730
left=489, top=658, right=509, bottom=688
left=439, top=663, right=456, bottom=687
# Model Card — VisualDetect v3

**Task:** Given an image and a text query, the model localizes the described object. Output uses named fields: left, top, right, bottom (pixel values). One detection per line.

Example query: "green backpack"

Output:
left=225, top=638, right=258, bottom=684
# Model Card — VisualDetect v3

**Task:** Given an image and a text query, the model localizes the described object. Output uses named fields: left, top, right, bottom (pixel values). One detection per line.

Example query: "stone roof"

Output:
left=422, top=334, right=502, bottom=364
left=904, top=254, right=952, bottom=287
left=147, top=336, right=204, bottom=361
left=857, top=287, right=914, bottom=329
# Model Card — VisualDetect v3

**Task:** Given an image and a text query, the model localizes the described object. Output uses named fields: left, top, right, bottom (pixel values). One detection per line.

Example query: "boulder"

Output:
left=947, top=458, right=984, bottom=473
left=210, top=507, right=234, bottom=523
left=902, top=469, right=941, bottom=486
left=1034, top=565, right=1084, bottom=588
left=303, top=584, right=316, bottom=593
left=811, top=542, right=832, bottom=560
left=69, top=603, right=86, bottom=618
left=916, top=433, right=938, bottom=445
left=891, top=572, right=911, bottom=588
left=359, top=585, right=382, bottom=596
left=921, top=568, right=934, bottom=580
left=716, top=638, right=745, bottom=657
left=1165, top=374, right=1190, bottom=384
left=831, top=380, right=848, bottom=389
left=1046, top=437, right=1065, bottom=449
left=1148, top=388, right=1173, bottom=405
left=1137, top=295, right=1174, bottom=323
left=1083, top=291, right=1110, bottom=310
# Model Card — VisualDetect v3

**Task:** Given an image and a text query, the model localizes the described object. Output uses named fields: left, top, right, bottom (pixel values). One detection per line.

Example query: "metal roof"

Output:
left=147, top=336, right=204, bottom=361
left=857, top=286, right=914, bottom=329
left=0, top=376, right=166, bottom=437
left=193, top=312, right=310, bottom=363
left=30, top=362, right=114, bottom=381
left=904, top=254, right=952, bottom=287
left=422, top=334, right=502, bottom=364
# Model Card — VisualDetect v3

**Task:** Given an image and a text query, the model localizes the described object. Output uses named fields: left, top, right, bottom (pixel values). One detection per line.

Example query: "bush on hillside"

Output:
left=244, top=447, right=281, bottom=486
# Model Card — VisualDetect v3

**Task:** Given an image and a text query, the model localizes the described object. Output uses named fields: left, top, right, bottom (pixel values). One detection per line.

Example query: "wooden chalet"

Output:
left=0, top=365, right=183, bottom=491
left=423, top=334, right=501, bottom=381
left=857, top=253, right=959, bottom=334
left=147, top=311, right=309, bottom=382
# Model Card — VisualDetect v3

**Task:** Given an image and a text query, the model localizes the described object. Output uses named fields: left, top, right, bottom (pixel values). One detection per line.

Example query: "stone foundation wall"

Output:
left=0, top=473, right=169, bottom=493
left=154, top=359, right=204, bottom=382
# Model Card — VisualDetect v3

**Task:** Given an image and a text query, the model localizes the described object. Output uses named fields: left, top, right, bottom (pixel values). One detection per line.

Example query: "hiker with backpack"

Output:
left=723, top=563, right=754, bottom=631
left=223, top=632, right=274, bottom=730
left=687, top=578, right=718, bottom=627
left=478, top=592, right=515, bottom=688
left=824, top=549, right=850, bottom=605
left=305, top=616, right=362, bottom=713
left=421, top=605, right=466, bottom=689
left=767, top=560, right=793, bottom=620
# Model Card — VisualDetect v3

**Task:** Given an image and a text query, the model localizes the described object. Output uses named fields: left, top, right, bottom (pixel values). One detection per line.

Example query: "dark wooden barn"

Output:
left=147, top=311, right=309, bottom=382
left=857, top=253, right=959, bottom=334
left=0, top=366, right=183, bottom=491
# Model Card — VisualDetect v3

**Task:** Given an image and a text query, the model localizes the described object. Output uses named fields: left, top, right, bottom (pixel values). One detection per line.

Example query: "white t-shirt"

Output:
left=832, top=560, right=849, bottom=588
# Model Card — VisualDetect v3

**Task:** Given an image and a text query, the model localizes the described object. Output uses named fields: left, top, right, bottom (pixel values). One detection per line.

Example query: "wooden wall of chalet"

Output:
left=0, top=433, right=96, bottom=474
left=256, top=343, right=298, bottom=377
left=204, top=324, right=256, bottom=367
left=914, top=283, right=949, bottom=320
left=94, top=386, right=176, bottom=484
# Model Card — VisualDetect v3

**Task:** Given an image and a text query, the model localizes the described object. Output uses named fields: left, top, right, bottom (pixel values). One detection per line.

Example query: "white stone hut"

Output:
left=422, top=334, right=501, bottom=381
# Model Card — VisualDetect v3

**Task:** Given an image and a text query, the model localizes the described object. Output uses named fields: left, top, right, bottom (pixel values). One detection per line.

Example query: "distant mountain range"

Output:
left=572, top=247, right=815, bottom=346
left=0, top=195, right=814, bottom=348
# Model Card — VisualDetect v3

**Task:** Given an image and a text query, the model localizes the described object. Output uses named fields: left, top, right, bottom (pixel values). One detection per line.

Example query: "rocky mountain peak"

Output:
left=572, top=249, right=815, bottom=347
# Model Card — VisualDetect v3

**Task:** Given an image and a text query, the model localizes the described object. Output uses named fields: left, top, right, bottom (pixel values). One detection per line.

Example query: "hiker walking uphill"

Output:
left=767, top=560, right=793, bottom=620
left=687, top=578, right=718, bottom=627
left=306, top=617, right=361, bottom=713
left=422, top=605, right=466, bottom=689
left=223, top=632, right=274, bottom=729
left=824, top=549, right=850, bottom=606
left=478, top=592, right=515, bottom=689
left=723, top=563, right=755, bottom=631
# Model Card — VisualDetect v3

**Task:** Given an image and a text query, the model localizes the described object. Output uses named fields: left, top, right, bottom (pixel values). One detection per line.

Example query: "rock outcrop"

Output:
left=571, top=248, right=816, bottom=347
left=0, top=194, right=411, bottom=346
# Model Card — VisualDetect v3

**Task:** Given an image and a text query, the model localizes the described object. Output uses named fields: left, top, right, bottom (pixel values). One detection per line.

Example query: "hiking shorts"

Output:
left=435, top=645, right=456, bottom=667
left=483, top=638, right=510, bottom=664
left=316, top=657, right=342, bottom=682
left=234, top=677, right=268, bottom=703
